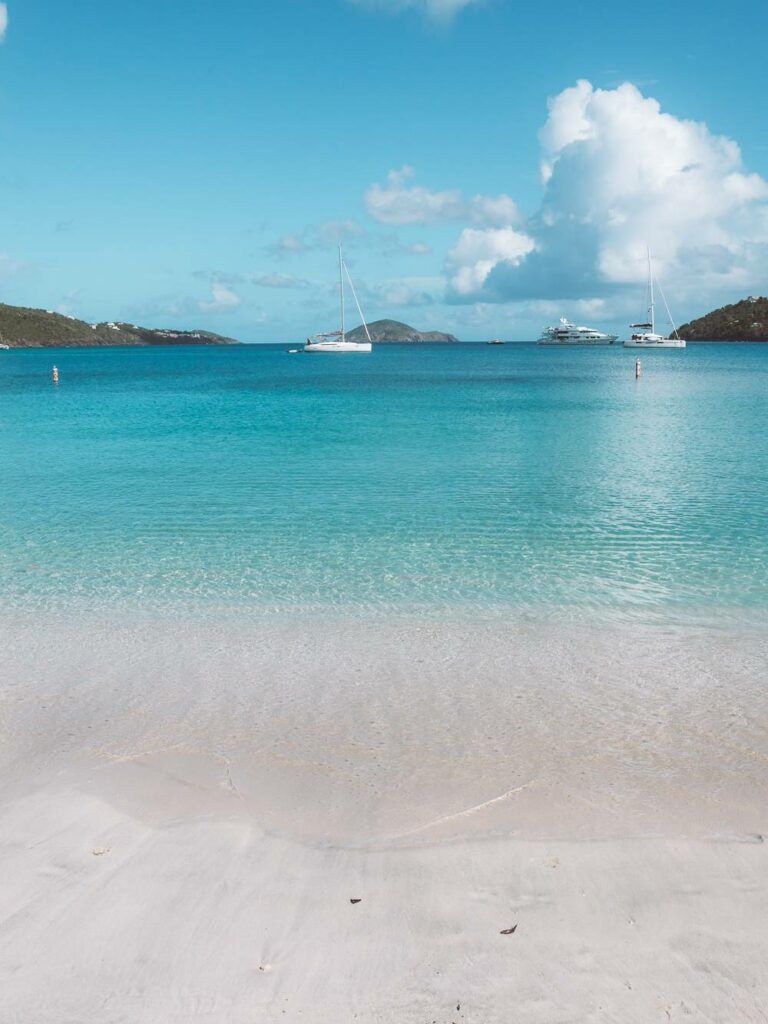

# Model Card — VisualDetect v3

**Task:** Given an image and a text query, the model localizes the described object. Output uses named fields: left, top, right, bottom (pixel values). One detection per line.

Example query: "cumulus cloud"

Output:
left=198, top=282, right=242, bottom=312
left=350, top=0, right=482, bottom=23
left=0, top=5, right=8, bottom=41
left=366, top=167, right=465, bottom=224
left=447, top=227, right=535, bottom=296
left=446, top=80, right=768, bottom=305
left=365, top=166, right=520, bottom=227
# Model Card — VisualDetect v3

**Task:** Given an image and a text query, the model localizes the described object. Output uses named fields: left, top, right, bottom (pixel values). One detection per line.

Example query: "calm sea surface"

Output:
left=1, top=343, right=766, bottom=622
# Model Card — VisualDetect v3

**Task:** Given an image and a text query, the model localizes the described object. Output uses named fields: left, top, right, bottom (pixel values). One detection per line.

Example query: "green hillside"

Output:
left=0, top=303, right=239, bottom=347
left=676, top=296, right=768, bottom=341
left=345, top=319, right=459, bottom=343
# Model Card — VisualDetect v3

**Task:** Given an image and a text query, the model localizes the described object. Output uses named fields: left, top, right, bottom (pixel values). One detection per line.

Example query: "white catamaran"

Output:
left=303, top=247, right=372, bottom=353
left=623, top=248, right=685, bottom=348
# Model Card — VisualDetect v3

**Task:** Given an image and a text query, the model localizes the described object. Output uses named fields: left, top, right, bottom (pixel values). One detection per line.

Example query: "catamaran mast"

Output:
left=647, top=246, right=655, bottom=335
left=339, top=244, right=345, bottom=342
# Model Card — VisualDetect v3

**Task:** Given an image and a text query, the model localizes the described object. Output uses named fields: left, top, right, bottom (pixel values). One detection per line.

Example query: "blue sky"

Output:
left=1, top=0, right=767, bottom=341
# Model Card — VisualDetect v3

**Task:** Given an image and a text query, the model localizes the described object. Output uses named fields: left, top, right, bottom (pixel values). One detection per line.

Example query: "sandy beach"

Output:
left=1, top=612, right=767, bottom=1022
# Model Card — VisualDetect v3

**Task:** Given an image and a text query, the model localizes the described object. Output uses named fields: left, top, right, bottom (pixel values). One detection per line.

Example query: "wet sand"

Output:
left=1, top=612, right=767, bottom=1022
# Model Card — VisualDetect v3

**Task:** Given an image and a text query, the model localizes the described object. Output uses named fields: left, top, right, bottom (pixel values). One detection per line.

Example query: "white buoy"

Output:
left=635, top=358, right=641, bottom=379
left=52, top=365, right=60, bottom=384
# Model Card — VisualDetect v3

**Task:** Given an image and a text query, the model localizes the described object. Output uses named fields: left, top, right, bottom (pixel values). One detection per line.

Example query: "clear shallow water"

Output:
left=1, top=343, right=767, bottom=621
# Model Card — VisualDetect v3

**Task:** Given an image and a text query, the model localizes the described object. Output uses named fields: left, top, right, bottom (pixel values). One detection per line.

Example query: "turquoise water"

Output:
left=1, top=343, right=767, bottom=620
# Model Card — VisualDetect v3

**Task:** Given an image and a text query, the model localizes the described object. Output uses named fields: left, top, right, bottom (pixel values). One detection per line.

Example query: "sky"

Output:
left=1, top=0, right=767, bottom=342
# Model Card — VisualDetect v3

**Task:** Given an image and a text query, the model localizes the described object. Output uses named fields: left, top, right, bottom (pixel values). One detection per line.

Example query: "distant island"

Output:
left=0, top=303, right=239, bottom=348
left=345, top=319, right=459, bottom=343
left=676, top=296, right=768, bottom=341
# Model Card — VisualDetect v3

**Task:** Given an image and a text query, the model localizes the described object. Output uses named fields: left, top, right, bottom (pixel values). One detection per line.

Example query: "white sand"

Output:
left=1, top=612, right=767, bottom=1022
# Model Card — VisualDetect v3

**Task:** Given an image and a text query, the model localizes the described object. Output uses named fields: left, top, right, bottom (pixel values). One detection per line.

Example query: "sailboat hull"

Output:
left=538, top=337, right=617, bottom=346
left=623, top=338, right=686, bottom=348
left=303, top=341, right=372, bottom=353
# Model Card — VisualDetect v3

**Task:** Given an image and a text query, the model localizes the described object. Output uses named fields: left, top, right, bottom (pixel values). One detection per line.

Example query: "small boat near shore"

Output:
left=486, top=338, right=505, bottom=345
left=623, top=248, right=685, bottom=348
left=538, top=319, right=618, bottom=345
left=303, top=247, right=372, bottom=354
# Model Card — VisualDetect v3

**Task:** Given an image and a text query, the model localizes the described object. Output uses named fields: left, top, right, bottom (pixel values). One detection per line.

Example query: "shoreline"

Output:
left=3, top=595, right=768, bottom=628
left=2, top=608, right=766, bottom=844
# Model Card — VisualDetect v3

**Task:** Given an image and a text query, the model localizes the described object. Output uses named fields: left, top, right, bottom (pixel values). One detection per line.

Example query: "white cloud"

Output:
left=270, top=234, right=311, bottom=256
left=0, top=5, right=8, bottom=41
left=524, top=297, right=611, bottom=321
left=469, top=193, right=520, bottom=227
left=251, top=272, right=310, bottom=289
left=266, top=221, right=366, bottom=258
left=357, top=275, right=441, bottom=308
left=447, top=227, right=535, bottom=296
left=366, top=167, right=465, bottom=224
left=351, top=0, right=482, bottom=23
left=198, top=282, right=242, bottom=312
left=365, top=166, right=520, bottom=227
left=314, top=219, right=366, bottom=246
left=446, top=80, right=768, bottom=306
left=266, top=219, right=429, bottom=260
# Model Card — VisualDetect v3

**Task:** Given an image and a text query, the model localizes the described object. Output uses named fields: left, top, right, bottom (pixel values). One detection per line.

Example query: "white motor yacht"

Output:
left=538, top=319, right=618, bottom=345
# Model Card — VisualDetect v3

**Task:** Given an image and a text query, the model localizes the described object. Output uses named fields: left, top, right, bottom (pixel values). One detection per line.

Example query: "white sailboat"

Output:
left=623, top=249, right=685, bottom=348
left=303, top=246, right=372, bottom=353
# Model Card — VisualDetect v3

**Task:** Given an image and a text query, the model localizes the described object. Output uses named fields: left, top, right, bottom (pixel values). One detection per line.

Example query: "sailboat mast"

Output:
left=339, top=244, right=345, bottom=342
left=647, top=246, right=655, bottom=335
left=344, top=259, right=373, bottom=344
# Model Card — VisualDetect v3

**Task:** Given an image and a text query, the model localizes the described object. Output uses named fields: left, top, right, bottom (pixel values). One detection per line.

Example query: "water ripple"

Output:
left=1, top=343, right=767, bottom=623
